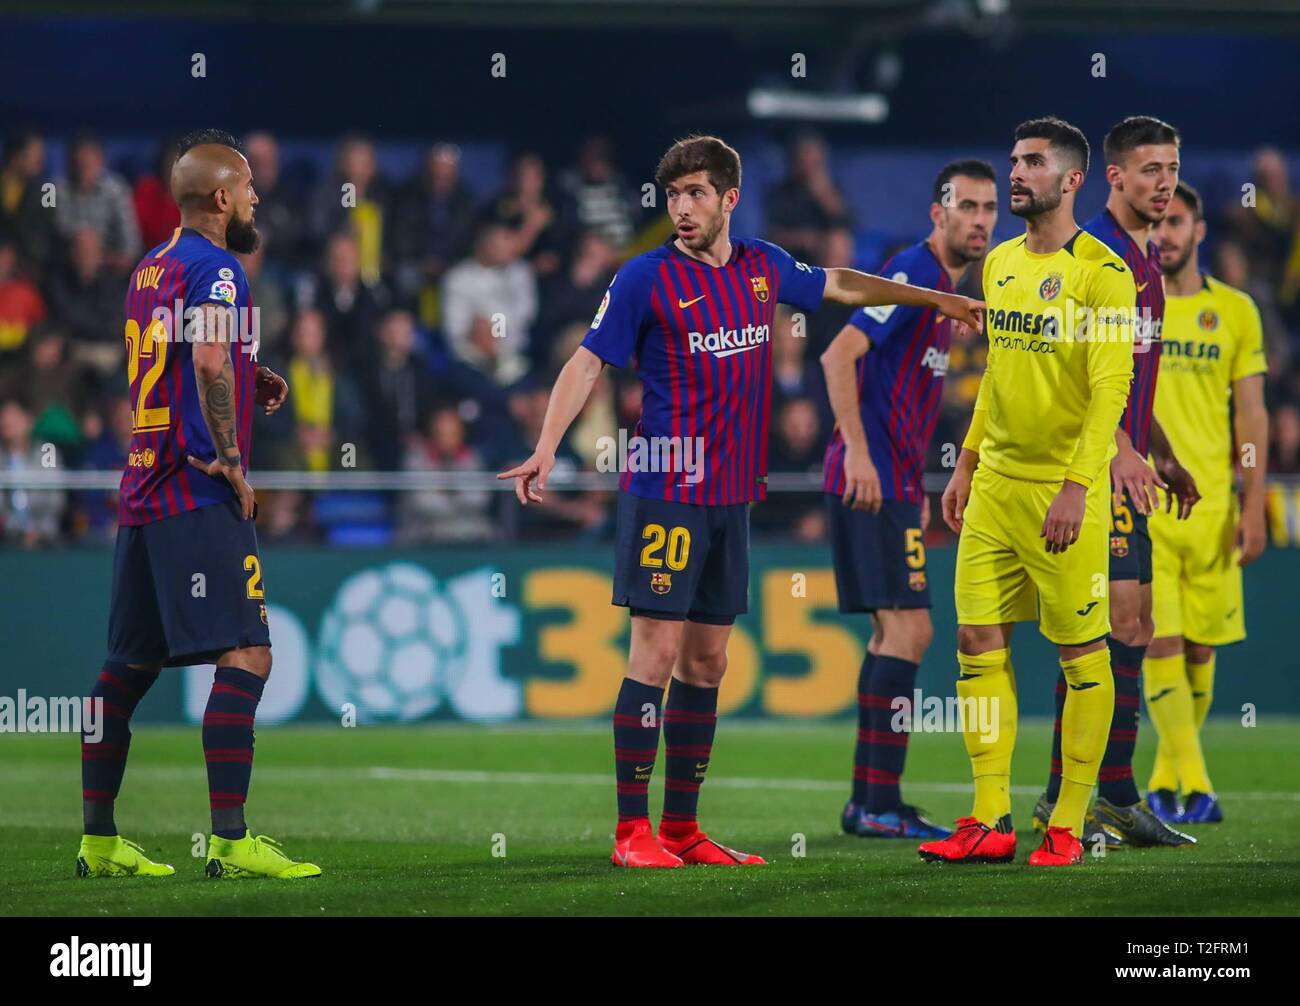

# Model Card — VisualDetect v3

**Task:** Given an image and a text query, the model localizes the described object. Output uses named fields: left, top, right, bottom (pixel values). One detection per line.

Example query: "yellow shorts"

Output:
left=955, top=465, right=1111, bottom=645
left=1149, top=501, right=1245, bottom=645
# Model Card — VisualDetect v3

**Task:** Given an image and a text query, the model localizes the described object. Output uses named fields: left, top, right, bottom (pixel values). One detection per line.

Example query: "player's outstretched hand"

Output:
left=1237, top=507, right=1267, bottom=566
left=1041, top=480, right=1086, bottom=553
left=1110, top=445, right=1165, bottom=516
left=936, top=293, right=985, bottom=333
left=255, top=366, right=289, bottom=415
left=941, top=463, right=974, bottom=534
left=497, top=450, right=555, bottom=506
left=187, top=455, right=256, bottom=520
left=1156, top=457, right=1200, bottom=520
left=841, top=444, right=882, bottom=512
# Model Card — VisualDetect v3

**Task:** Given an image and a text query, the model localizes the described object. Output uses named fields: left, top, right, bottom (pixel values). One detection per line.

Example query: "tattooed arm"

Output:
left=187, top=303, right=256, bottom=519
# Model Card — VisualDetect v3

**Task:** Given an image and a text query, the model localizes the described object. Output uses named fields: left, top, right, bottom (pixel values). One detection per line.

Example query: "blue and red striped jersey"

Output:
left=822, top=241, right=953, bottom=503
left=582, top=236, right=826, bottom=505
left=1083, top=209, right=1164, bottom=458
left=118, top=227, right=257, bottom=526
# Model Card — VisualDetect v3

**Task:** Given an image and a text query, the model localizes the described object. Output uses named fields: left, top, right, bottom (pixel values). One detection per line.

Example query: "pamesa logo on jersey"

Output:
left=315, top=563, right=521, bottom=723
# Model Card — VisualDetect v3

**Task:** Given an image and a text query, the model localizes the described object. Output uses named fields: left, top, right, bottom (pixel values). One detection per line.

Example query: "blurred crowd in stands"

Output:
left=2, top=129, right=1300, bottom=547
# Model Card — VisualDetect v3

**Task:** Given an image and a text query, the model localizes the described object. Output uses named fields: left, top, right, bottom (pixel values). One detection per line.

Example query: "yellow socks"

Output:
left=1188, top=652, right=1216, bottom=729
left=956, top=647, right=1018, bottom=826
left=1050, top=647, right=1114, bottom=837
left=1144, top=652, right=1212, bottom=795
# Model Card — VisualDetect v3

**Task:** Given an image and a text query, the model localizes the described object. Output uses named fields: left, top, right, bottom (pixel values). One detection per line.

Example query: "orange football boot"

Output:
left=611, top=821, right=684, bottom=868
left=1028, top=825, right=1084, bottom=866
left=917, top=816, right=1016, bottom=864
left=658, top=828, right=766, bottom=866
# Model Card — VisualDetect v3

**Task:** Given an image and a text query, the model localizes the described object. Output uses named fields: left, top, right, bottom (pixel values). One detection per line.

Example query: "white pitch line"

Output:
left=364, top=767, right=1300, bottom=802
left=8, top=762, right=1297, bottom=802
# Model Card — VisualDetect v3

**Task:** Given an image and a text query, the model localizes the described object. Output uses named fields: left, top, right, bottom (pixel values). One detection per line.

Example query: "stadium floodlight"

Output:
left=746, top=88, right=889, bottom=123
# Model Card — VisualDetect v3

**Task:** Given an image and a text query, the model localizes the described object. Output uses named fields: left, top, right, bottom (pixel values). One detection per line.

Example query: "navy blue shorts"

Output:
left=1109, top=488, right=1153, bottom=585
left=107, top=500, right=271, bottom=667
left=825, top=495, right=931, bottom=612
left=611, top=492, right=748, bottom=624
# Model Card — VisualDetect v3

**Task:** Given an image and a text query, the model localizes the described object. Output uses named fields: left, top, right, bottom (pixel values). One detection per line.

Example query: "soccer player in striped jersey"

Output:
left=76, top=130, right=319, bottom=881
left=500, top=135, right=983, bottom=868
left=1145, top=180, right=1269, bottom=825
left=1035, top=116, right=1199, bottom=848
left=821, top=159, right=997, bottom=840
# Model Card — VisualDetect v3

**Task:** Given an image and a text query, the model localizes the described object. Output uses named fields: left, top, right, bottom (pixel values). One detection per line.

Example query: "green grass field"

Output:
left=3, top=719, right=1298, bottom=916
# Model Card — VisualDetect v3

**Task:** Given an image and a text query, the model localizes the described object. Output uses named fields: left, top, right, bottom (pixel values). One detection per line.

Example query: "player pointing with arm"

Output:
left=924, top=118, right=1134, bottom=867
left=76, top=130, right=316, bottom=882
left=500, top=135, right=981, bottom=869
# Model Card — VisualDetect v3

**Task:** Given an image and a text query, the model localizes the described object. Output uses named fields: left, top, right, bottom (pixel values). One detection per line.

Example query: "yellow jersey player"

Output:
left=921, top=117, right=1136, bottom=867
left=1143, top=180, right=1269, bottom=825
left=1035, top=116, right=1199, bottom=850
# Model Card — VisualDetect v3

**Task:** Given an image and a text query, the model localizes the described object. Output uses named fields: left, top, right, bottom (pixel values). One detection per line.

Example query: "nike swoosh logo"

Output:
left=996, top=275, right=1015, bottom=287
left=634, top=765, right=653, bottom=773
left=678, top=295, right=706, bottom=309
left=1149, top=687, right=1175, bottom=702
left=957, top=673, right=981, bottom=681
left=1136, top=281, right=1149, bottom=292
left=1068, top=681, right=1101, bottom=691
left=1102, top=262, right=1127, bottom=273
left=695, top=762, right=709, bottom=770
left=1076, top=601, right=1099, bottom=615
left=613, top=848, right=628, bottom=866
left=713, top=343, right=763, bottom=359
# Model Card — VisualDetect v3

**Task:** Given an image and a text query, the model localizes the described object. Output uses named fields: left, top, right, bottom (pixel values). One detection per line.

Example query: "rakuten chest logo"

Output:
left=920, top=346, right=949, bottom=376
left=687, top=323, right=770, bottom=359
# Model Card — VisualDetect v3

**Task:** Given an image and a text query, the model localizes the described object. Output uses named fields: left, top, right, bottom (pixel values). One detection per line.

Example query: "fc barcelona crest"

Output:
left=1110, top=534, right=1129, bottom=558
left=909, top=571, right=927, bottom=592
left=750, top=275, right=770, bottom=303
left=650, top=572, right=673, bottom=595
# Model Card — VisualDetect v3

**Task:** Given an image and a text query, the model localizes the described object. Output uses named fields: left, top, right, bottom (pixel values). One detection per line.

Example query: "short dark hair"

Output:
left=655, top=135, right=741, bottom=195
left=1013, top=116, right=1089, bottom=175
left=176, top=129, right=241, bottom=159
left=932, top=159, right=996, bottom=206
left=1171, top=180, right=1203, bottom=220
left=1103, top=115, right=1181, bottom=166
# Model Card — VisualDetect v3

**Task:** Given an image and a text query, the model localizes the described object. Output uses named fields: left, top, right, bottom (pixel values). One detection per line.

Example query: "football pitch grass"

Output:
left=3, top=719, right=1298, bottom=917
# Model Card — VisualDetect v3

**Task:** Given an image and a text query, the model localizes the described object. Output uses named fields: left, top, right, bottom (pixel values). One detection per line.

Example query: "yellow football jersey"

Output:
left=1155, top=274, right=1266, bottom=507
left=966, top=229, right=1137, bottom=486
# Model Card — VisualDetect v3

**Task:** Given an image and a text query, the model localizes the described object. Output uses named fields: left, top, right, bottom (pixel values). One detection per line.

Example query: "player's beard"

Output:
left=1010, top=185, right=1061, bottom=219
left=948, top=231, right=987, bottom=267
left=679, top=212, right=724, bottom=251
left=226, top=212, right=261, bottom=254
left=1160, top=242, right=1195, bottom=277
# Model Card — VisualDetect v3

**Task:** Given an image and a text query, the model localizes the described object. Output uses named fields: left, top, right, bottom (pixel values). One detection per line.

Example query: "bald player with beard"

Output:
left=75, top=129, right=320, bottom=881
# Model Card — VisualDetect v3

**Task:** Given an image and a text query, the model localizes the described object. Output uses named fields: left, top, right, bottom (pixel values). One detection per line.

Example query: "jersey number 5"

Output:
left=124, top=318, right=171, bottom=433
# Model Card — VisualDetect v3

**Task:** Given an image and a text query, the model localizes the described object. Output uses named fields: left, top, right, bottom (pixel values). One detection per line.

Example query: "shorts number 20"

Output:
left=640, top=524, right=691, bottom=571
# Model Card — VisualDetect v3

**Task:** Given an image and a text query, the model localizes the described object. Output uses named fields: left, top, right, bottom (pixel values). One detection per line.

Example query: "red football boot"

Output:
left=611, top=821, right=684, bottom=868
left=917, top=816, right=1016, bottom=864
left=658, top=828, right=766, bottom=866
left=1028, top=826, right=1084, bottom=866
